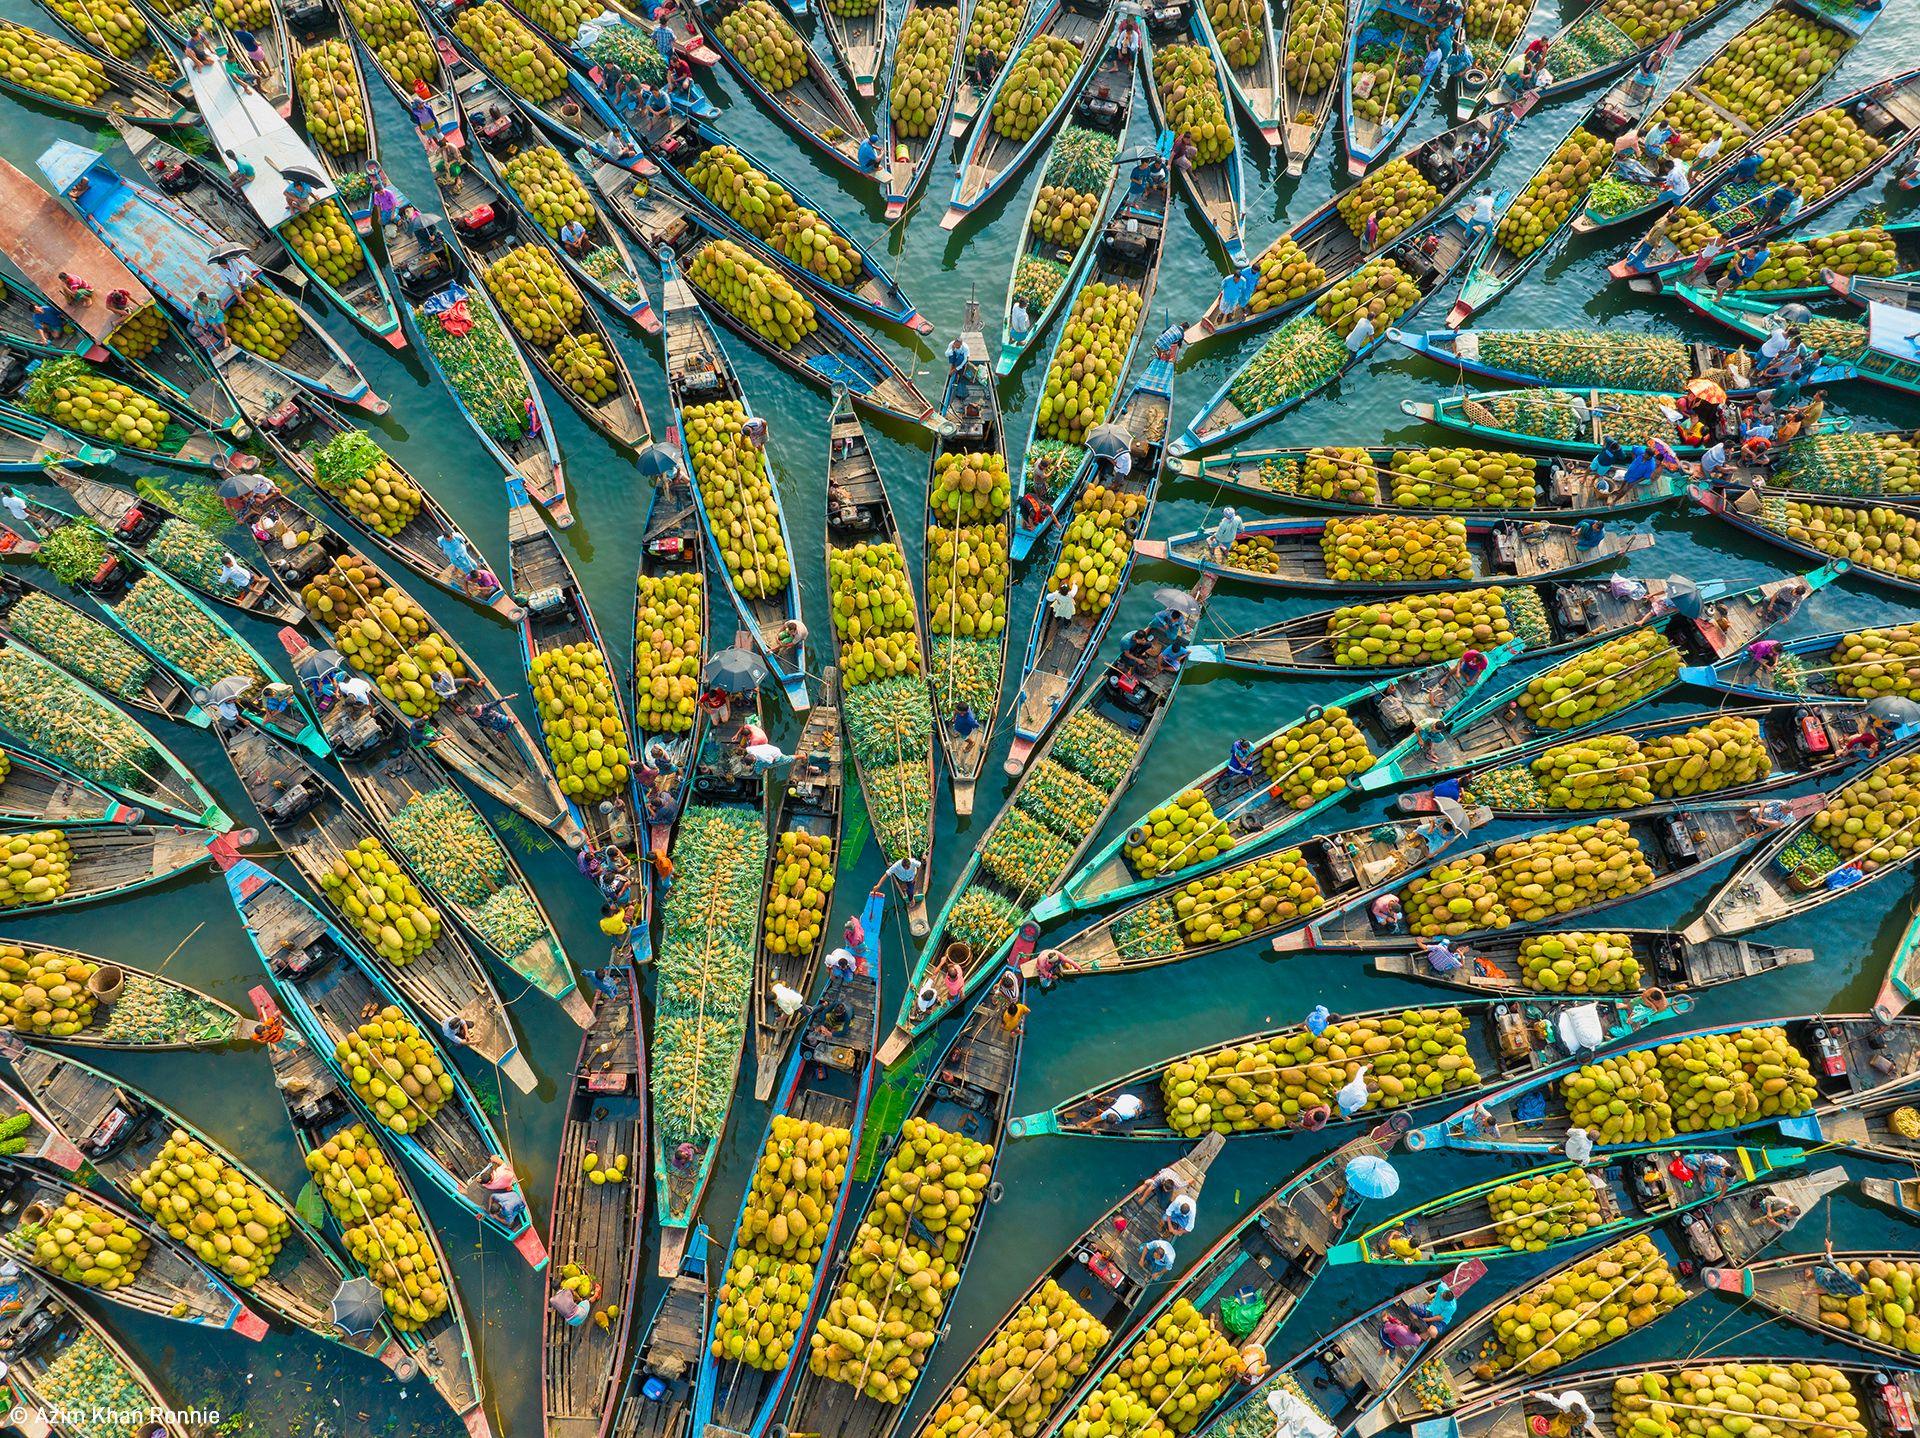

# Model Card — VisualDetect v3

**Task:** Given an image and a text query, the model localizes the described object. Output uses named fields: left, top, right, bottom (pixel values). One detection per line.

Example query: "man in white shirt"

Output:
left=1695, top=134, right=1724, bottom=167
left=1469, top=189, right=1496, bottom=236
left=1097, top=1092, right=1145, bottom=1127
left=217, top=553, right=254, bottom=591
left=1046, top=579, right=1079, bottom=622
left=1162, top=1192, right=1197, bottom=1235
left=1564, top=1125, right=1594, bottom=1164
left=1345, top=313, right=1377, bottom=355
left=335, top=673, right=375, bottom=707
left=1663, top=155, right=1691, bottom=200
left=745, top=740, right=791, bottom=770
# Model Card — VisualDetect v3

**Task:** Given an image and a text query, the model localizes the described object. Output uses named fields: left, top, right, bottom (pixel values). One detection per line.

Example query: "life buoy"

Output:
left=1297, top=1105, right=1330, bottom=1131
left=1305, top=705, right=1323, bottom=721
left=1127, top=825, right=1150, bottom=847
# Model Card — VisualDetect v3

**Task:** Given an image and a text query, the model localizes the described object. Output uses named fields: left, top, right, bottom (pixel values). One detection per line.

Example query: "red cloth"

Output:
left=439, top=300, right=473, bottom=337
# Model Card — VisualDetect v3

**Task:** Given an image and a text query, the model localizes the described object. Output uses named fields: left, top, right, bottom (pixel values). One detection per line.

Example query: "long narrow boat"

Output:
left=1351, top=1168, right=1847, bottom=1438
left=0, top=16, right=191, bottom=125
left=1330, top=1143, right=1812, bottom=1267
left=0, top=1159, right=268, bottom=1337
left=902, top=1132, right=1228, bottom=1438
left=946, top=0, right=1035, bottom=140
left=652, top=635, right=769, bottom=1273
left=39, top=141, right=382, bottom=411
left=27, top=0, right=183, bottom=97
left=1030, top=644, right=1522, bottom=926
left=1341, top=0, right=1440, bottom=175
left=1176, top=210, right=1481, bottom=453
left=1400, top=387, right=1844, bottom=456
left=1391, top=322, right=1851, bottom=394
left=772, top=979, right=1024, bottom=1438
left=145, top=0, right=294, bottom=110
left=336, top=0, right=447, bottom=106
left=543, top=966, right=647, bottom=1438
left=924, top=306, right=1008, bottom=815
left=1726, top=275, right=1920, bottom=401
left=1, top=342, right=255, bottom=474
left=1693, top=483, right=1920, bottom=597
left=991, top=46, right=1134, bottom=375
left=1276, top=0, right=1346, bottom=175
left=208, top=712, right=537, bottom=1090
left=1707, top=1250, right=1920, bottom=1365
left=817, top=0, right=885, bottom=96
left=1009, top=355, right=1173, bottom=770
left=1449, top=57, right=1669, bottom=326
left=182, top=57, right=405, bottom=347
left=31, top=471, right=298, bottom=622
left=1353, top=563, right=1839, bottom=792
left=1284, top=796, right=1820, bottom=954
left=688, top=0, right=876, bottom=181
left=1680, top=622, right=1920, bottom=706
left=1409, top=1012, right=1920, bottom=1156
left=1569, top=0, right=1879, bottom=237
left=219, top=854, right=548, bottom=1266
left=386, top=129, right=569, bottom=524
left=889, top=587, right=1210, bottom=1062
left=0, top=1265, right=199, bottom=1438
left=659, top=251, right=809, bottom=712
left=12, top=1045, right=409, bottom=1371
left=1445, top=0, right=1535, bottom=118
left=1142, top=2, right=1246, bottom=262
left=1007, top=995, right=1681, bottom=1141
left=218, top=352, right=522, bottom=619
left=1481, top=0, right=1738, bottom=111
left=877, top=0, right=968, bottom=219
left=1694, top=218, right=1920, bottom=302
left=750, top=673, right=844, bottom=1097
left=1776, top=1066, right=1920, bottom=1160
left=1026, top=810, right=1486, bottom=981
left=635, top=114, right=929, bottom=333
left=0, top=697, right=224, bottom=830
left=248, top=985, right=490, bottom=1436
left=1009, top=147, right=1168, bottom=561
left=943, top=0, right=1118, bottom=230
left=822, top=394, right=934, bottom=938
left=1611, top=67, right=1920, bottom=282
left=1187, top=0, right=1277, bottom=146
left=0, top=935, right=255, bottom=1049
left=694, top=894, right=880, bottom=1438
left=496, top=0, right=714, bottom=103
left=632, top=444, right=710, bottom=852
left=0, top=409, right=110, bottom=469
left=611, top=1226, right=709, bottom=1438
left=282, top=0, right=380, bottom=198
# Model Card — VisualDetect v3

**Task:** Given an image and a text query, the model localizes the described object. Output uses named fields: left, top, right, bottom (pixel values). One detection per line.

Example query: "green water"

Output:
left=0, top=0, right=1917, bottom=1432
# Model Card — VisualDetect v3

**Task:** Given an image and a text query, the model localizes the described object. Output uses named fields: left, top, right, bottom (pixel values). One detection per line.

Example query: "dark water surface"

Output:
left=1, top=0, right=1918, bottom=1432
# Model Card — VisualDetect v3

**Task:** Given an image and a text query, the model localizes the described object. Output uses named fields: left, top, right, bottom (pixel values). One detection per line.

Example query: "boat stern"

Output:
left=1325, top=1238, right=1367, bottom=1266
left=1004, top=735, right=1036, bottom=776
left=511, top=1220, right=550, bottom=1270
left=1702, top=1265, right=1753, bottom=1296
left=1774, top=1112, right=1826, bottom=1142
left=1445, top=300, right=1473, bottom=329
left=1401, top=1119, right=1455, bottom=1153
left=875, top=1025, right=914, bottom=1067
left=1677, top=663, right=1722, bottom=689
left=1411, top=1420, right=1462, bottom=1438
left=232, top=1306, right=270, bottom=1341
left=1005, top=1110, right=1058, bottom=1139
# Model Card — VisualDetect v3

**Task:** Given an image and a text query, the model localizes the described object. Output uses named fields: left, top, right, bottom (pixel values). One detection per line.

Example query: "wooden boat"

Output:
left=1009, top=355, right=1174, bottom=770
left=1352, top=1167, right=1847, bottom=1438
left=992, top=45, right=1135, bottom=375
left=498, top=0, right=718, bottom=109
left=281, top=0, right=381, bottom=195
left=1176, top=211, right=1481, bottom=454
left=219, top=854, right=548, bottom=1266
left=609, top=1227, right=709, bottom=1438
left=1708, top=1250, right=1920, bottom=1365
left=817, top=0, right=885, bottom=96
left=878, top=0, right=967, bottom=219
left=1569, top=0, right=1879, bottom=237
left=1275, top=0, right=1345, bottom=175
left=822, top=394, right=934, bottom=937
left=0, top=563, right=202, bottom=728
left=218, top=353, right=523, bottom=619
left=0, top=935, right=255, bottom=1049
left=1285, top=796, right=1821, bottom=954
left=0, top=16, right=191, bottom=125
left=750, top=673, right=845, bottom=1098
left=1172, top=441, right=1687, bottom=518
left=454, top=71, right=658, bottom=334
left=890, top=586, right=1209, bottom=1061
left=208, top=712, right=537, bottom=1090
left=0, top=409, right=111, bottom=469
left=0, top=345, right=253, bottom=474
left=1009, top=154, right=1167, bottom=562
left=27, top=0, right=183, bottom=97
left=12, top=1044, right=408, bottom=1368
left=0, top=706, right=223, bottom=830
left=1030, top=645, right=1521, bottom=926
left=1354, top=563, right=1840, bottom=793
left=1681, top=622, right=1920, bottom=707
left=337, top=0, right=446, bottom=105
left=1699, top=218, right=1920, bottom=302
left=943, top=0, right=1117, bottom=230
left=39, top=140, right=382, bottom=412
left=945, top=0, right=1030, bottom=142
left=1445, top=0, right=1536, bottom=118
left=1408, top=1012, right=1920, bottom=1155
left=660, top=249, right=810, bottom=712
left=1329, top=1142, right=1812, bottom=1267
left=0, top=1158, right=268, bottom=1337
left=1768, top=274, right=1920, bottom=399
left=1450, top=57, right=1670, bottom=325
left=385, top=121, right=569, bottom=524
left=142, top=0, right=293, bottom=111
left=32, top=471, right=296, bottom=621
left=1611, top=66, right=1920, bottom=282
left=1390, top=323, right=1851, bottom=395
left=0, top=1074, right=85, bottom=1170
left=1028, top=811, right=1488, bottom=981
left=1006, top=995, right=1680, bottom=1141
left=636, top=114, right=930, bottom=333
left=924, top=304, right=1008, bottom=815
left=248, top=984, right=490, bottom=1436
left=688, top=0, right=875, bottom=180
left=1400, top=388, right=1844, bottom=456
left=1481, top=0, right=1738, bottom=110
left=1187, top=113, right=1507, bottom=350
left=1341, top=0, right=1440, bottom=175
left=1396, top=701, right=1882, bottom=823
left=1141, top=1, right=1246, bottom=262
left=544, top=967, right=647, bottom=1438
left=0, top=1264, right=198, bottom=1438
left=0, top=818, right=215, bottom=915
left=695, top=895, right=880, bottom=1438
left=902, top=1133, right=1229, bottom=1438
left=772, top=979, right=1024, bottom=1438
left=1694, top=483, right=1920, bottom=597
left=1143, top=513, right=1653, bottom=589
left=632, top=443, right=710, bottom=854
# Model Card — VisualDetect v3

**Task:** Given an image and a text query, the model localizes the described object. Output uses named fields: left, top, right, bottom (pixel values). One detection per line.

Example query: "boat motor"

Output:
left=254, top=390, right=317, bottom=447
left=453, top=202, right=512, bottom=246
left=281, top=0, right=331, bottom=35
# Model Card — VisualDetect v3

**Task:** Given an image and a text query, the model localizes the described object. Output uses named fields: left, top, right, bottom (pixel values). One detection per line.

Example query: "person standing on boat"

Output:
left=29, top=303, right=66, bottom=346
left=1411, top=1279, right=1457, bottom=1330
left=217, top=552, right=255, bottom=594
left=1344, top=311, right=1377, bottom=355
left=946, top=335, right=971, bottom=376
left=1467, top=189, right=1497, bottom=239
left=1335, top=1065, right=1371, bottom=1118
left=740, top=413, right=768, bottom=450
left=1009, top=297, right=1032, bottom=345
left=1563, top=1125, right=1593, bottom=1164
left=1205, top=506, right=1243, bottom=562
left=878, top=852, right=922, bottom=906
left=1536, top=1390, right=1603, bottom=1438
left=0, top=491, right=26, bottom=529
left=1218, top=264, right=1258, bottom=322
left=1046, top=579, right=1080, bottom=623
left=652, top=17, right=678, bottom=67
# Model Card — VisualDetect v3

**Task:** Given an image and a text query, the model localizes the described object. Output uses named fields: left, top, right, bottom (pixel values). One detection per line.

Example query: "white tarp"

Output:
left=184, top=54, right=333, bottom=231
left=1268, top=1386, right=1339, bottom=1438
left=1866, top=299, right=1920, bottom=361
left=1557, top=1004, right=1606, bottom=1053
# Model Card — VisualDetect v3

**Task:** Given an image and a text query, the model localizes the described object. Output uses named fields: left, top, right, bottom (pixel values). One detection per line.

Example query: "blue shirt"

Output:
left=857, top=137, right=880, bottom=168
left=653, top=23, right=676, bottom=59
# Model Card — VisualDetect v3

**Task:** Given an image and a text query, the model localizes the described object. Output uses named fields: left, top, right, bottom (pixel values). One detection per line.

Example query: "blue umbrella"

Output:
left=1344, top=1154, right=1400, bottom=1201
left=638, top=444, right=680, bottom=479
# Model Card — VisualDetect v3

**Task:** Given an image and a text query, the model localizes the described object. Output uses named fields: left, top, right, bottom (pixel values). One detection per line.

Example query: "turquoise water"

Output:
left=0, top=0, right=1917, bottom=1433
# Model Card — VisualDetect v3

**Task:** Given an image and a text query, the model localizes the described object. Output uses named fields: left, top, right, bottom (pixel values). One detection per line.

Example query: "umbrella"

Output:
left=207, top=242, right=250, bottom=264
left=1151, top=586, right=1201, bottom=616
left=1664, top=575, right=1704, bottom=619
left=637, top=444, right=680, bottom=480
left=1433, top=794, right=1475, bottom=836
left=292, top=647, right=346, bottom=681
left=1775, top=303, right=1814, bottom=326
left=282, top=165, right=326, bottom=188
left=1345, top=1154, right=1400, bottom=1201
left=1685, top=377, right=1727, bottom=405
left=704, top=648, right=767, bottom=693
left=195, top=676, right=255, bottom=705
left=1870, top=697, right=1920, bottom=727
left=1087, top=423, right=1131, bottom=459
left=330, top=1276, right=384, bottom=1335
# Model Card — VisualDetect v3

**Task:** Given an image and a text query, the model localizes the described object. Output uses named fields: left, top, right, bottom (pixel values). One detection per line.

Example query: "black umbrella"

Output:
left=637, top=444, right=680, bottom=479
left=704, top=648, right=767, bottom=693
left=330, top=1276, right=384, bottom=1335
left=207, top=242, right=251, bottom=264
left=282, top=165, right=326, bottom=188
left=1870, top=697, right=1920, bottom=727
left=1664, top=575, right=1704, bottom=619
left=292, top=647, right=346, bottom=681
left=1086, top=423, right=1131, bottom=459
left=1150, top=587, right=1202, bottom=618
